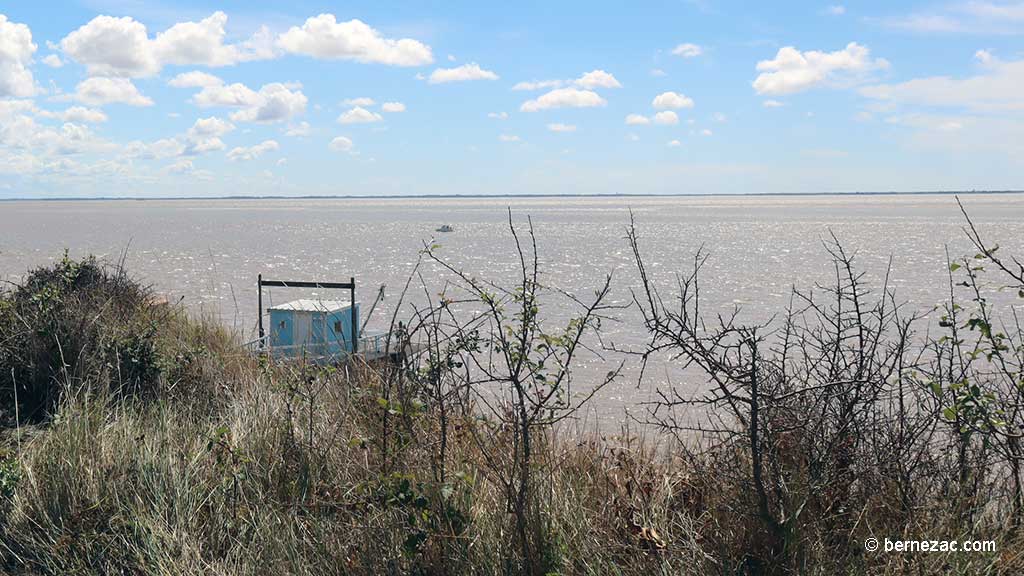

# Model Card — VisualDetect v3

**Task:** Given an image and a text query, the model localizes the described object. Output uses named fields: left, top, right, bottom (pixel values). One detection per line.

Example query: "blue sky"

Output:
left=0, top=0, right=1022, bottom=197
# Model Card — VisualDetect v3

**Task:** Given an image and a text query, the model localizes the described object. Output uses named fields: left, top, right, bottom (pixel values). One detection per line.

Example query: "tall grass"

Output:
left=0, top=206, right=1022, bottom=574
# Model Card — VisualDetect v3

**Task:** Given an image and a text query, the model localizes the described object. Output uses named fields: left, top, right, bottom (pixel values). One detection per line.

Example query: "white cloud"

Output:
left=826, top=5, right=846, bottom=16
left=573, top=69, right=622, bottom=89
left=42, top=54, right=63, bottom=68
left=859, top=57, right=1024, bottom=112
left=165, top=158, right=195, bottom=174
left=338, top=106, right=383, bottom=124
left=701, top=128, right=713, bottom=136
left=189, top=116, right=235, bottom=137
left=0, top=15, right=38, bottom=98
left=881, top=2, right=1024, bottom=35
left=667, top=139, right=681, bottom=147
left=653, top=110, right=679, bottom=125
left=547, top=123, right=576, bottom=132
left=59, top=106, right=108, bottom=123
left=74, top=77, right=154, bottom=106
left=231, top=84, right=306, bottom=123
left=342, top=97, right=375, bottom=107
left=625, top=113, right=651, bottom=125
left=652, top=91, right=695, bottom=110
left=193, top=82, right=307, bottom=123
left=278, top=15, right=432, bottom=66
left=193, top=82, right=260, bottom=107
left=975, top=49, right=996, bottom=65
left=124, top=137, right=186, bottom=160
left=381, top=101, right=406, bottom=112
left=227, top=139, right=279, bottom=161
left=60, top=12, right=274, bottom=78
left=512, top=79, right=562, bottom=91
left=329, top=135, right=354, bottom=152
left=712, top=112, right=727, bottom=122
left=153, top=12, right=273, bottom=68
left=763, top=99, right=785, bottom=107
left=488, top=111, right=509, bottom=119
left=185, top=136, right=225, bottom=154
left=499, top=134, right=521, bottom=142
left=650, top=68, right=667, bottom=77
left=672, top=43, right=702, bottom=58
left=168, top=71, right=223, bottom=88
left=60, top=16, right=158, bottom=77
left=428, top=62, right=498, bottom=84
left=753, top=42, right=889, bottom=95
left=520, top=88, right=607, bottom=112
left=285, top=121, right=311, bottom=136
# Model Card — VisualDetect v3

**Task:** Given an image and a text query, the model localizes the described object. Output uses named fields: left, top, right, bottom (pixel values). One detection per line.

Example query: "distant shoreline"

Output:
left=1, top=190, right=1022, bottom=202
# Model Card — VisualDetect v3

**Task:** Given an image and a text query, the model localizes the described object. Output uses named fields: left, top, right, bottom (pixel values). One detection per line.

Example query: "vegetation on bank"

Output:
left=0, top=205, right=1022, bottom=575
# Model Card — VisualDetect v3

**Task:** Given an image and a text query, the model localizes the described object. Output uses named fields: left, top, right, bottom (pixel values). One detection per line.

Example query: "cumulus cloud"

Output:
left=547, top=123, right=576, bottom=132
left=653, top=111, right=679, bottom=125
left=193, top=81, right=307, bottom=123
left=859, top=56, right=1024, bottom=112
left=60, top=16, right=158, bottom=77
left=189, top=116, right=235, bottom=137
left=168, top=70, right=223, bottom=88
left=227, top=139, right=279, bottom=161
left=60, top=12, right=274, bottom=78
left=488, top=111, right=509, bottom=119
left=428, top=62, right=499, bottom=84
left=511, top=79, right=563, bottom=91
left=41, top=54, right=63, bottom=68
left=381, top=101, right=405, bottom=112
left=153, top=12, right=274, bottom=67
left=0, top=15, right=38, bottom=97
left=881, top=2, right=1024, bottom=34
left=498, top=134, right=521, bottom=142
left=285, top=121, right=311, bottom=136
left=652, top=91, right=695, bottom=110
left=625, top=113, right=651, bottom=125
left=752, top=42, right=888, bottom=95
left=573, top=69, right=621, bottom=89
left=277, top=14, right=432, bottom=66
left=338, top=106, right=383, bottom=124
left=59, top=106, right=108, bottom=123
left=342, top=97, right=375, bottom=107
left=329, top=135, right=354, bottom=152
left=74, top=77, right=154, bottom=106
left=763, top=99, right=785, bottom=107
left=520, top=88, right=607, bottom=112
left=672, top=43, right=702, bottom=58
left=192, top=82, right=260, bottom=107
left=667, top=139, right=681, bottom=147
left=826, top=5, right=846, bottom=16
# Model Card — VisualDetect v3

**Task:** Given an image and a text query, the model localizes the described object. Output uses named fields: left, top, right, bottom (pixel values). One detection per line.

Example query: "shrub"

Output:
left=0, top=253, right=159, bottom=423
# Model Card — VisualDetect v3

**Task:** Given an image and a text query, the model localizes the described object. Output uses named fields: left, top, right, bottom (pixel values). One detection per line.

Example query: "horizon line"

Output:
left=1, top=190, right=1022, bottom=202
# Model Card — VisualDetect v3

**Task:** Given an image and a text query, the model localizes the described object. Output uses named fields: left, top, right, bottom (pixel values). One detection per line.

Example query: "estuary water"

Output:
left=3, top=193, right=1023, bottom=427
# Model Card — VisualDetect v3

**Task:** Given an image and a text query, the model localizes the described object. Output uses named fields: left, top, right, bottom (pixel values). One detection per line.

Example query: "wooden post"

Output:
left=350, top=277, right=357, bottom=354
left=257, top=274, right=264, bottom=348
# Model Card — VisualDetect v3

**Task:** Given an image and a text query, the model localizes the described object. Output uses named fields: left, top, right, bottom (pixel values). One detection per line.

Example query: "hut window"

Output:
left=334, top=321, right=343, bottom=333
left=279, top=320, right=286, bottom=330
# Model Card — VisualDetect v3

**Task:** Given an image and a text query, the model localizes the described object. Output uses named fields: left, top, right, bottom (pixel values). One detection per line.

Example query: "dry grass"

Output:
left=0, top=253, right=1020, bottom=575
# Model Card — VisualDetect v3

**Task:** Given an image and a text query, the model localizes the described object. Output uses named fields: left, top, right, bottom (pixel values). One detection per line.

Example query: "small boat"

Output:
left=435, top=224, right=455, bottom=233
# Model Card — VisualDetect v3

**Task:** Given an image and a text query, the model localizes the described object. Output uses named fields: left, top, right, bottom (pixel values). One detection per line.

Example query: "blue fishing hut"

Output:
left=257, top=275, right=361, bottom=361
left=267, top=299, right=360, bottom=359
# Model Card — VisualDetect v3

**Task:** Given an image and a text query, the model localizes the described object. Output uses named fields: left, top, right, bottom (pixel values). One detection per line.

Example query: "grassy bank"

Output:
left=1, top=211, right=1023, bottom=574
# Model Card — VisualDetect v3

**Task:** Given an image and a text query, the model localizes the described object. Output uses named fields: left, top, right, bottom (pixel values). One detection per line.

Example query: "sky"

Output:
left=0, top=0, right=1022, bottom=198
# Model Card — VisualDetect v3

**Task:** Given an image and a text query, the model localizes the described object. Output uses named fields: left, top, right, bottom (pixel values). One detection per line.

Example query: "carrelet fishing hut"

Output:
left=252, top=275, right=390, bottom=362
left=267, top=299, right=359, bottom=359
